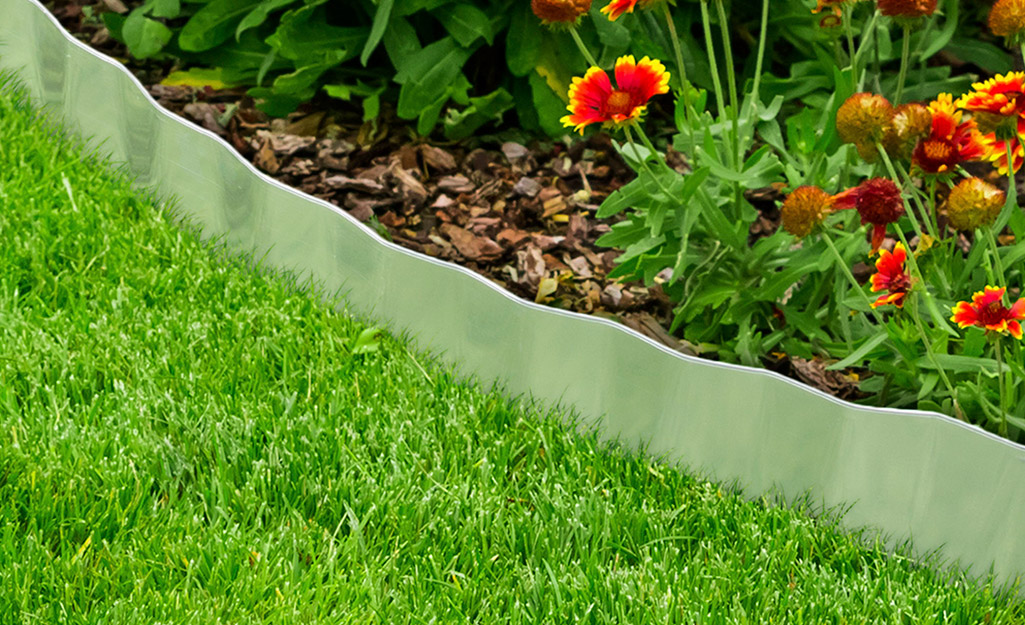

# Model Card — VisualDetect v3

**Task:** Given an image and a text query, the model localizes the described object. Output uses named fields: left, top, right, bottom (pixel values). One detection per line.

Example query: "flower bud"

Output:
left=532, top=0, right=593, bottom=25
left=877, top=0, right=937, bottom=21
left=946, top=177, right=1005, bottom=231
left=832, top=177, right=905, bottom=251
left=989, top=0, right=1025, bottom=46
left=836, top=93, right=894, bottom=162
left=781, top=186, right=833, bottom=238
left=882, top=102, right=931, bottom=160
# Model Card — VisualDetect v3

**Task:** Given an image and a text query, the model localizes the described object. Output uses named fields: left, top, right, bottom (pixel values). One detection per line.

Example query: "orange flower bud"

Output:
left=836, top=93, right=894, bottom=162
left=882, top=102, right=931, bottom=160
left=532, top=0, right=593, bottom=25
left=946, top=178, right=1005, bottom=231
left=989, top=0, right=1025, bottom=45
left=781, top=186, right=833, bottom=238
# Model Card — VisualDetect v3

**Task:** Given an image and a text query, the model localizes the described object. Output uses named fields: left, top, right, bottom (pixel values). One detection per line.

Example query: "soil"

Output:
left=42, top=0, right=865, bottom=400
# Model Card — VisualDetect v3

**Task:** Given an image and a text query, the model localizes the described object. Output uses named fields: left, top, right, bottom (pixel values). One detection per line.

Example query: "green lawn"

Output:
left=0, top=74, right=1022, bottom=623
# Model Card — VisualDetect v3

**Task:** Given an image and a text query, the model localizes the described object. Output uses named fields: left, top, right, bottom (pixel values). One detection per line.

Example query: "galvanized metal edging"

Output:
left=3, top=0, right=1025, bottom=592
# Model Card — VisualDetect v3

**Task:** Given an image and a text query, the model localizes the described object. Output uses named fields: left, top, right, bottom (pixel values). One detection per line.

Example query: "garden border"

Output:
left=4, top=0, right=1025, bottom=593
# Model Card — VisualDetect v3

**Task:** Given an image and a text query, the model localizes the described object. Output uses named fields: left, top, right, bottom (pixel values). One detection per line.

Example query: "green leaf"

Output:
left=151, top=0, right=181, bottom=19
left=266, top=5, right=367, bottom=62
left=917, top=353, right=1003, bottom=375
left=431, top=3, right=495, bottom=46
left=506, top=2, right=541, bottom=77
left=443, top=87, right=514, bottom=140
left=271, top=49, right=346, bottom=94
left=179, top=0, right=263, bottom=52
left=826, top=331, right=889, bottom=370
left=350, top=327, right=383, bottom=355
left=361, top=0, right=394, bottom=66
left=101, top=12, right=127, bottom=41
left=247, top=86, right=312, bottom=116
left=382, top=15, right=421, bottom=69
left=395, top=37, right=473, bottom=120
left=123, top=9, right=173, bottom=59
left=528, top=70, right=569, bottom=138
left=235, top=0, right=298, bottom=41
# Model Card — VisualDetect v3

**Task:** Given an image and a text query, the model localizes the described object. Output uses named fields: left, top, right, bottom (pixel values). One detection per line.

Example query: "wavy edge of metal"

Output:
left=4, top=0, right=1025, bottom=593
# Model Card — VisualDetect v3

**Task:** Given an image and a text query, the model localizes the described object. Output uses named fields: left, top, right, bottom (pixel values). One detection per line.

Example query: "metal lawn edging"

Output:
left=3, top=0, right=1025, bottom=593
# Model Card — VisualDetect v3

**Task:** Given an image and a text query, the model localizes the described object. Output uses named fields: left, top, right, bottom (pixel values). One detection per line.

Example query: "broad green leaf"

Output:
left=235, top=0, right=298, bottom=41
left=123, top=9, right=173, bottom=59
left=361, top=0, right=394, bottom=66
left=382, top=15, right=421, bottom=70
left=443, top=87, right=514, bottom=140
left=395, top=37, right=473, bottom=120
left=266, top=5, right=367, bottom=62
left=179, top=0, right=263, bottom=52
left=506, top=2, right=541, bottom=77
left=392, top=0, right=450, bottom=17
left=151, top=0, right=181, bottom=18
left=272, top=49, right=346, bottom=94
left=248, top=85, right=313, bottom=116
left=431, top=3, right=494, bottom=46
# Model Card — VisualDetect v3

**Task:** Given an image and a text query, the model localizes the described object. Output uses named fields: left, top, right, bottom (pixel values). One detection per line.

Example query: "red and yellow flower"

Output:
left=832, top=177, right=906, bottom=252
left=869, top=242, right=912, bottom=308
left=989, top=0, right=1025, bottom=44
left=532, top=0, right=593, bottom=25
left=951, top=286, right=1025, bottom=339
left=561, top=55, right=670, bottom=133
left=957, top=73, right=1025, bottom=174
left=600, top=0, right=660, bottom=21
left=876, top=0, right=937, bottom=19
left=911, top=94, right=985, bottom=174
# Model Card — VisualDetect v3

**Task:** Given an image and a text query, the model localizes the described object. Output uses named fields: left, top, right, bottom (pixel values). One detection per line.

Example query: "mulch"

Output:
left=43, top=0, right=866, bottom=400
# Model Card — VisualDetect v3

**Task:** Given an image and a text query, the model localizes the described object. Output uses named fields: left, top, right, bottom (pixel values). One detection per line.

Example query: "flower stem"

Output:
left=568, top=27, right=598, bottom=68
left=983, top=225, right=1007, bottom=287
left=821, top=228, right=885, bottom=325
left=699, top=0, right=729, bottom=151
left=624, top=126, right=674, bottom=198
left=894, top=26, right=911, bottom=104
left=875, top=143, right=926, bottom=242
left=713, top=0, right=741, bottom=170
left=663, top=3, right=696, bottom=156
left=751, top=0, right=769, bottom=107
left=995, top=335, right=1008, bottom=437
left=856, top=11, right=881, bottom=91
left=908, top=292, right=961, bottom=416
left=662, top=4, right=688, bottom=92
left=632, top=124, right=673, bottom=173
left=843, top=5, right=858, bottom=92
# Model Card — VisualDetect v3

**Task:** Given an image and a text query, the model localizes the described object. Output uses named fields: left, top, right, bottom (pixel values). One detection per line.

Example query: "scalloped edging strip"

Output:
left=3, top=0, right=1025, bottom=593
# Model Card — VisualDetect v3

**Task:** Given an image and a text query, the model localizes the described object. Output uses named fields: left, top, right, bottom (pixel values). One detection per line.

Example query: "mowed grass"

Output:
left=0, top=77, right=1022, bottom=624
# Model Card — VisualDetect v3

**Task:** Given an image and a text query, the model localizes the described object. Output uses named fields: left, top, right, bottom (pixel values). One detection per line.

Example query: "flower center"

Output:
left=922, top=140, right=954, bottom=161
left=606, top=90, right=633, bottom=116
left=978, top=301, right=1010, bottom=326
